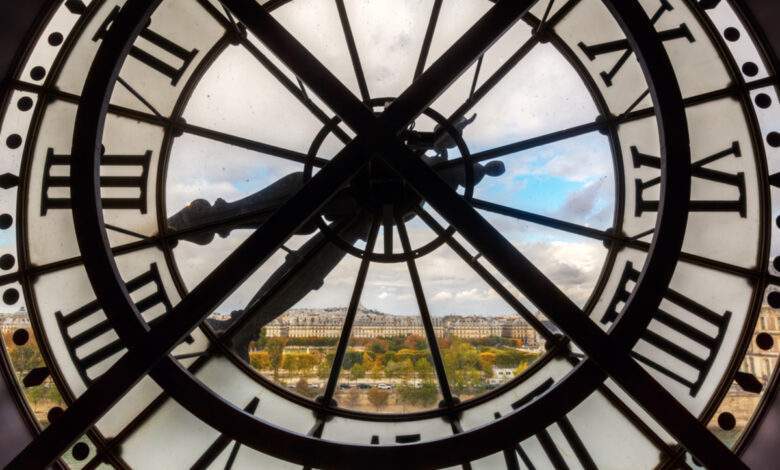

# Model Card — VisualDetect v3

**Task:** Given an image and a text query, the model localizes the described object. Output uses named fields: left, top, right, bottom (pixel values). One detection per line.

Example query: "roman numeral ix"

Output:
left=41, top=147, right=152, bottom=215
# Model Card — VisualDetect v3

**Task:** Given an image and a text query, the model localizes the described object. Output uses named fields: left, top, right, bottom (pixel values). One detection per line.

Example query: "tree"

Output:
left=344, top=388, right=360, bottom=407
left=367, top=388, right=390, bottom=411
left=350, top=363, right=366, bottom=381
left=252, top=327, right=268, bottom=351
left=403, top=334, right=427, bottom=350
left=370, top=360, right=384, bottom=380
left=249, top=351, right=271, bottom=371
left=478, top=352, right=496, bottom=377
left=318, top=355, right=334, bottom=379
left=399, top=358, right=414, bottom=380
left=366, top=338, right=389, bottom=354
left=385, top=360, right=404, bottom=379
left=398, top=382, right=438, bottom=408
left=514, top=362, right=529, bottom=376
left=282, top=354, right=300, bottom=376
left=442, top=339, right=482, bottom=392
left=342, top=350, right=363, bottom=370
left=297, top=353, right=318, bottom=377
left=295, top=377, right=317, bottom=398
left=266, top=337, right=288, bottom=379
left=414, top=358, right=434, bottom=381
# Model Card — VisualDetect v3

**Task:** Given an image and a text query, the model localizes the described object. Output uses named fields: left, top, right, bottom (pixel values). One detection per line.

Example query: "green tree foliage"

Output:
left=350, top=363, right=366, bottom=381
left=286, top=336, right=339, bottom=347
left=478, top=352, right=496, bottom=377
left=266, top=337, right=288, bottom=378
left=467, top=336, right=514, bottom=348
left=342, top=350, right=363, bottom=370
left=442, top=339, right=483, bottom=392
left=398, top=382, right=438, bottom=407
left=252, top=327, right=268, bottom=350
left=414, top=358, right=434, bottom=381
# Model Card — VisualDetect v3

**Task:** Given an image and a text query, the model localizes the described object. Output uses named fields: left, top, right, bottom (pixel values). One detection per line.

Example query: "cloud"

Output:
left=433, top=291, right=454, bottom=301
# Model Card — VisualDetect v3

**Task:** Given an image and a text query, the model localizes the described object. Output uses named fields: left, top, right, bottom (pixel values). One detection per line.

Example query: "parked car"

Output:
left=377, top=383, right=392, bottom=390
left=308, top=383, right=321, bottom=389
left=357, top=383, right=371, bottom=389
left=338, top=383, right=351, bottom=389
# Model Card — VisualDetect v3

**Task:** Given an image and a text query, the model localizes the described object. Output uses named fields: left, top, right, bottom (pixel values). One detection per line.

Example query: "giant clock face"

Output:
left=1, top=0, right=780, bottom=468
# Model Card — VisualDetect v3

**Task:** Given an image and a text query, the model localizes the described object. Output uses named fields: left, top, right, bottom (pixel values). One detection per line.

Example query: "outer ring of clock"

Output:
left=66, top=0, right=691, bottom=467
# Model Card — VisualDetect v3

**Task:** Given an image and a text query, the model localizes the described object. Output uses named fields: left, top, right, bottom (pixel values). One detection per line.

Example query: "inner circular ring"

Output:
left=68, top=0, right=691, bottom=467
left=302, top=98, right=474, bottom=263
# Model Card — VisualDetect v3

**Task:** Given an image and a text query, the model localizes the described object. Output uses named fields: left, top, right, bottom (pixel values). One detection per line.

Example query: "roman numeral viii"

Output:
left=55, top=263, right=190, bottom=384
left=41, top=148, right=152, bottom=215
left=578, top=0, right=694, bottom=86
left=93, top=6, right=198, bottom=86
left=601, top=263, right=731, bottom=396
left=631, top=141, right=746, bottom=217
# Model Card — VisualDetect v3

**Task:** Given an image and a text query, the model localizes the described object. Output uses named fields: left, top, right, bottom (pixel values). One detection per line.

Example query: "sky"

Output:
left=3, top=0, right=776, bottom=319
left=164, top=0, right=615, bottom=317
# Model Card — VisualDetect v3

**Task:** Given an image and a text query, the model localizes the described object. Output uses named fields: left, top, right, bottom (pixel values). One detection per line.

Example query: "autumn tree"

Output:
left=366, top=338, right=389, bottom=354
left=249, top=351, right=271, bottom=371
left=367, top=388, right=390, bottom=411
left=403, top=334, right=427, bottom=350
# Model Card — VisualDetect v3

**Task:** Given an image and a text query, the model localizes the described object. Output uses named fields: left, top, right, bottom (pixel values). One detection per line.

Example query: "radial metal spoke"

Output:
left=472, top=198, right=614, bottom=242
left=230, top=0, right=532, bottom=134
left=335, top=0, right=371, bottom=103
left=435, top=120, right=603, bottom=171
left=322, top=219, right=380, bottom=402
left=413, top=0, right=443, bottom=80
left=219, top=217, right=360, bottom=342
left=116, top=75, right=163, bottom=118
left=446, top=0, right=579, bottom=126
left=382, top=204, right=394, bottom=255
left=238, top=37, right=353, bottom=143
left=396, top=215, right=453, bottom=404
left=415, top=207, right=556, bottom=341
left=472, top=198, right=760, bottom=279
left=183, top=121, right=326, bottom=167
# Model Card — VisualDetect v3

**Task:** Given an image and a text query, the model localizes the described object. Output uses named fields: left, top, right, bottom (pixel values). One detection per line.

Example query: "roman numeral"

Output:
left=504, top=379, right=598, bottom=469
left=191, top=397, right=259, bottom=470
left=631, top=141, right=746, bottom=217
left=41, top=147, right=152, bottom=215
left=578, top=0, right=694, bottom=86
left=601, top=263, right=731, bottom=396
left=93, top=6, right=198, bottom=86
left=56, top=263, right=185, bottom=384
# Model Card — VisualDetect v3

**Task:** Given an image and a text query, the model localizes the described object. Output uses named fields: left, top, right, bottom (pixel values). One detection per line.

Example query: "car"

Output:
left=308, top=383, right=321, bottom=389
left=357, top=383, right=371, bottom=389
left=377, top=383, right=392, bottom=390
left=338, top=383, right=351, bottom=389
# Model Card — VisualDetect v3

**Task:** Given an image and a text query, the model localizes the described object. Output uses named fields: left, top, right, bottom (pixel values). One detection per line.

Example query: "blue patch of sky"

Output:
left=471, top=132, right=614, bottom=240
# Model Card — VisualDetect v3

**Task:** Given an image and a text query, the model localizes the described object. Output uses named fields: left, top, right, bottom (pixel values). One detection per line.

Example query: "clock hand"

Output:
left=214, top=214, right=373, bottom=360
left=167, top=172, right=359, bottom=245
left=167, top=172, right=306, bottom=245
